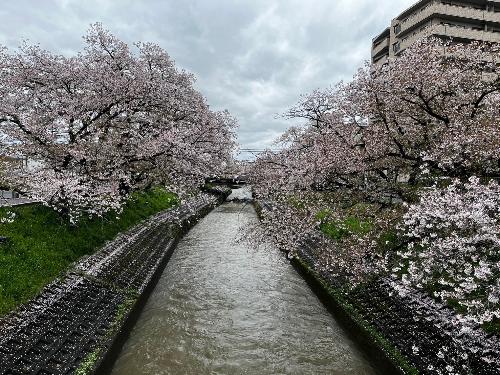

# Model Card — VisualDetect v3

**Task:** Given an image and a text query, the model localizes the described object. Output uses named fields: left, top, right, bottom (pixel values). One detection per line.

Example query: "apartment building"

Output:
left=372, top=0, right=500, bottom=64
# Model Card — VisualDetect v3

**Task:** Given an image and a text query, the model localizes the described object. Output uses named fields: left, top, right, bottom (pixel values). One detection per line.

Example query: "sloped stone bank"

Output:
left=295, top=236, right=500, bottom=375
left=256, top=201, right=500, bottom=375
left=0, top=191, right=228, bottom=375
left=295, top=237, right=500, bottom=375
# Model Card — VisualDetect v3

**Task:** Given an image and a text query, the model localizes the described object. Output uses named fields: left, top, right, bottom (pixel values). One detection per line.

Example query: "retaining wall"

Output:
left=0, top=190, right=229, bottom=375
left=295, top=236, right=500, bottom=375
left=256, top=200, right=500, bottom=375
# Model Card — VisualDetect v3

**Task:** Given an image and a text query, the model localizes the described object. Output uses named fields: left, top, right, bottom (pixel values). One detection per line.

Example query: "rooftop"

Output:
left=373, top=27, right=390, bottom=43
left=396, top=0, right=500, bottom=21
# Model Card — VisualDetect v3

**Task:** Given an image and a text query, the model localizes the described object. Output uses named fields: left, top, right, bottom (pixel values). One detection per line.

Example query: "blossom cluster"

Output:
left=398, top=177, right=500, bottom=325
left=0, top=210, right=15, bottom=224
left=252, top=39, right=499, bottom=200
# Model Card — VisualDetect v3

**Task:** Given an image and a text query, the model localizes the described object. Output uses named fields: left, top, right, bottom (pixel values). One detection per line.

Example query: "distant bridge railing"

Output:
left=206, top=175, right=248, bottom=185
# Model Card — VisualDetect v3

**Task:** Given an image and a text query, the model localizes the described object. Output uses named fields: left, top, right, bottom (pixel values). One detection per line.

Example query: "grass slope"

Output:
left=0, top=188, right=178, bottom=316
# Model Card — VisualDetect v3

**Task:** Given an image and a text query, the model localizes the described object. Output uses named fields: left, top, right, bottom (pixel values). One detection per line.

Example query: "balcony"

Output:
left=373, top=54, right=389, bottom=65
left=372, top=37, right=390, bottom=59
left=399, top=23, right=500, bottom=53
left=399, top=2, right=500, bottom=37
left=433, top=23, right=500, bottom=42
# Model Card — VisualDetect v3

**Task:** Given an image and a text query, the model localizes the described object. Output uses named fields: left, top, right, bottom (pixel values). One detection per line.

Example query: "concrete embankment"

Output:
left=255, top=200, right=500, bottom=375
left=0, top=190, right=229, bottom=375
left=294, top=237, right=500, bottom=375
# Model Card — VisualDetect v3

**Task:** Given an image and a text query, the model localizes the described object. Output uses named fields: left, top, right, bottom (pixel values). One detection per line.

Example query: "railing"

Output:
left=438, top=24, right=500, bottom=42
left=373, top=54, right=389, bottom=65
left=399, top=24, right=500, bottom=53
left=399, top=2, right=500, bottom=36
left=372, top=37, right=390, bottom=58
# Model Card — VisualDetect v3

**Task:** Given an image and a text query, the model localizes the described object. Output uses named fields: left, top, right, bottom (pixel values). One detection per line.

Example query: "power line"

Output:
left=239, top=149, right=280, bottom=153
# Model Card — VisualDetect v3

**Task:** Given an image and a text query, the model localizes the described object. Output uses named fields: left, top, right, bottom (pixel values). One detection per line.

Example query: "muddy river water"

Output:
left=111, top=188, right=376, bottom=374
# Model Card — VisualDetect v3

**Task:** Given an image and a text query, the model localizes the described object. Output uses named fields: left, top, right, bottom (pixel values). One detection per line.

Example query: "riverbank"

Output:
left=0, top=189, right=229, bottom=374
left=255, top=200, right=500, bottom=375
left=0, top=188, right=178, bottom=316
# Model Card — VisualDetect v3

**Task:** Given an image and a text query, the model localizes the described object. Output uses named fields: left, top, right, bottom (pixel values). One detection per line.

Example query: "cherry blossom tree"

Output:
left=346, top=38, right=500, bottom=187
left=0, top=24, right=236, bottom=220
left=248, top=37, right=500, bottom=291
left=252, top=38, right=499, bottom=201
left=251, top=88, right=366, bottom=199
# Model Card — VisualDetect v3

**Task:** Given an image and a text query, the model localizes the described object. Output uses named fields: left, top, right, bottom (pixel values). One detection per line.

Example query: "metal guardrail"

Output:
left=0, top=198, right=40, bottom=207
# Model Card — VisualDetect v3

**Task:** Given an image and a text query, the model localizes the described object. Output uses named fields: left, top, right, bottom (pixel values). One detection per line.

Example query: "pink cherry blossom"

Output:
left=0, top=24, right=237, bottom=220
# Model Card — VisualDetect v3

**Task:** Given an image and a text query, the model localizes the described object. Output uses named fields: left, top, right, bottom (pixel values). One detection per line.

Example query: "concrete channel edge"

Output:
left=254, top=199, right=500, bottom=375
left=0, top=189, right=230, bottom=375
left=291, top=257, right=411, bottom=375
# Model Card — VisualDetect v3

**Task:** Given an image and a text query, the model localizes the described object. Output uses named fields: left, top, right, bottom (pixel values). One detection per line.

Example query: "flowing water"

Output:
left=111, top=187, right=377, bottom=375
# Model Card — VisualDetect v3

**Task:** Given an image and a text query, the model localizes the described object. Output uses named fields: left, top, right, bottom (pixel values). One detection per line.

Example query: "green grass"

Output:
left=483, top=317, right=500, bottom=335
left=75, top=348, right=101, bottom=375
left=287, top=196, right=307, bottom=210
left=0, top=187, right=178, bottom=316
left=319, top=216, right=373, bottom=240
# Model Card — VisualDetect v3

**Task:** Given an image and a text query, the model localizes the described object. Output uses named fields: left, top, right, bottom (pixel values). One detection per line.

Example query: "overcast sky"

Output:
left=0, top=0, right=415, bottom=158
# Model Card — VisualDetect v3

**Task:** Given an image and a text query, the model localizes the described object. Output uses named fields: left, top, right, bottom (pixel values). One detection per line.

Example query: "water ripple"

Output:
left=111, top=201, right=376, bottom=375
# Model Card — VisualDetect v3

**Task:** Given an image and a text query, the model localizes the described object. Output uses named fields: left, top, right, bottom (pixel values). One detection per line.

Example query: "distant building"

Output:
left=372, top=0, right=500, bottom=65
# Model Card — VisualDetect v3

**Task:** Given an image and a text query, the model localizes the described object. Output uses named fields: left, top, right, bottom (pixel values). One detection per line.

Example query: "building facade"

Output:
left=372, top=0, right=500, bottom=64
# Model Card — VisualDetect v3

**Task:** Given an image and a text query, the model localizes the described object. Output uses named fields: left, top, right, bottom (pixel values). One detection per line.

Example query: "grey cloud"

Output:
left=0, top=0, right=415, bottom=157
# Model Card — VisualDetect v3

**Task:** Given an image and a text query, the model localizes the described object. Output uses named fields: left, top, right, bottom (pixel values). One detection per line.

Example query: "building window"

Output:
left=393, top=42, right=401, bottom=53
left=394, top=24, right=401, bottom=34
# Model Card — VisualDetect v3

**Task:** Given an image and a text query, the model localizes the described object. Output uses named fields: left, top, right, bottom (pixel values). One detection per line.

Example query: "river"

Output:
left=110, top=187, right=376, bottom=374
